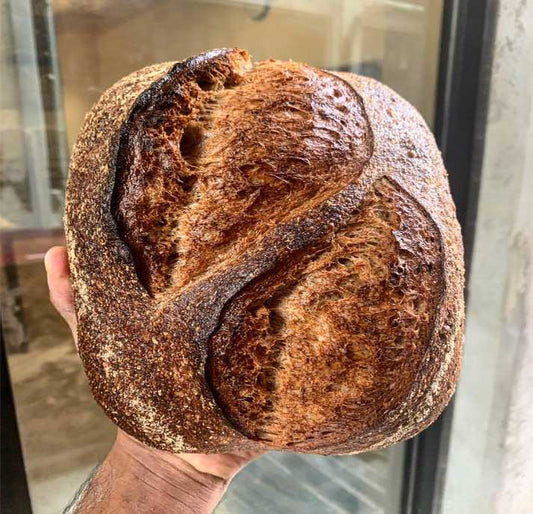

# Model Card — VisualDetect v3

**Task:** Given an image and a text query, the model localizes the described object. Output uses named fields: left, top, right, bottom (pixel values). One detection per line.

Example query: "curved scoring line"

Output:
left=109, top=49, right=250, bottom=298
left=166, top=65, right=380, bottom=337
left=175, top=174, right=378, bottom=436
left=200, top=175, right=448, bottom=448
left=158, top=66, right=377, bottom=311
left=115, top=57, right=375, bottom=302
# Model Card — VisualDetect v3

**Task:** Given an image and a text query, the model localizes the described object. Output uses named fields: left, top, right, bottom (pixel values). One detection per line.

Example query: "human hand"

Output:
left=45, top=246, right=263, bottom=513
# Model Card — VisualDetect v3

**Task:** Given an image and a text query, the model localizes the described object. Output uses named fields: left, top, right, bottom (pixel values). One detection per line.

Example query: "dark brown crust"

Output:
left=65, top=49, right=464, bottom=454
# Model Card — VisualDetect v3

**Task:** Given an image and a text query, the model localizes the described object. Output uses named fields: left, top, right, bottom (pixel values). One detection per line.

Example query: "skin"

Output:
left=45, top=246, right=263, bottom=513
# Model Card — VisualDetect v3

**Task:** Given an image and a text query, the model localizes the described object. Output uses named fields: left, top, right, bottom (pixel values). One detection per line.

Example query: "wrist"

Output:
left=92, top=432, right=228, bottom=513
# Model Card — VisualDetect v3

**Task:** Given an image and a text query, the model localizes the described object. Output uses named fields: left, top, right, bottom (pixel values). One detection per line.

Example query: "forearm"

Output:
left=69, top=434, right=228, bottom=513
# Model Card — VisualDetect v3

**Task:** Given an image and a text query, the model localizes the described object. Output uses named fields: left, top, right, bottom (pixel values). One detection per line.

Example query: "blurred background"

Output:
left=1, top=1, right=531, bottom=513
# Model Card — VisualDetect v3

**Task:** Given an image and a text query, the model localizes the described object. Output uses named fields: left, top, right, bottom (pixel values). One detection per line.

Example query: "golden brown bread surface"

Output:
left=65, top=48, right=464, bottom=454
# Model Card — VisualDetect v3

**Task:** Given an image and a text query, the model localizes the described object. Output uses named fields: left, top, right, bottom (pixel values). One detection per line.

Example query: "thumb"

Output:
left=45, top=246, right=78, bottom=342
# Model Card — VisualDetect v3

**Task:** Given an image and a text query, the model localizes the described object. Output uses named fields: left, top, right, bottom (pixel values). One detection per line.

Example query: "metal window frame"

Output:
left=401, top=0, right=498, bottom=513
left=1, top=1, right=497, bottom=512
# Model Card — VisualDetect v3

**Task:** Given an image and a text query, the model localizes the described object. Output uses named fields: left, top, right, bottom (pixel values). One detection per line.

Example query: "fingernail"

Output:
left=44, top=249, right=52, bottom=272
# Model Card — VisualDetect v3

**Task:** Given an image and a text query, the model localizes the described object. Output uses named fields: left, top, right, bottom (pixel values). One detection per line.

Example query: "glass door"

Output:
left=1, top=1, right=446, bottom=512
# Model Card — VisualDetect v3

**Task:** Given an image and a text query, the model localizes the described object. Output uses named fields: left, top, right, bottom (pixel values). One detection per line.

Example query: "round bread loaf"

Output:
left=65, top=48, right=464, bottom=454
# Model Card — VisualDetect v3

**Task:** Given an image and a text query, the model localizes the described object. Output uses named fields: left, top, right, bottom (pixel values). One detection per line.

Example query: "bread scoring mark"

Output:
left=112, top=51, right=251, bottom=295
left=207, top=177, right=444, bottom=449
left=112, top=57, right=372, bottom=297
left=169, top=61, right=372, bottom=293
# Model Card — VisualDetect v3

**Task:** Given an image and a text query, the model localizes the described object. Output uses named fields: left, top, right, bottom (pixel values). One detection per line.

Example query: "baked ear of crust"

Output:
left=65, top=49, right=464, bottom=454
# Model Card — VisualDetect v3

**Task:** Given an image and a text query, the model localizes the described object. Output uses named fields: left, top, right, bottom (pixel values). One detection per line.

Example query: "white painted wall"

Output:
left=442, top=1, right=533, bottom=512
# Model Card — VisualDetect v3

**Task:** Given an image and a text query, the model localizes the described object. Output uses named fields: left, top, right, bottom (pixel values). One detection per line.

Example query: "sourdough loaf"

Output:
left=65, top=48, right=464, bottom=454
